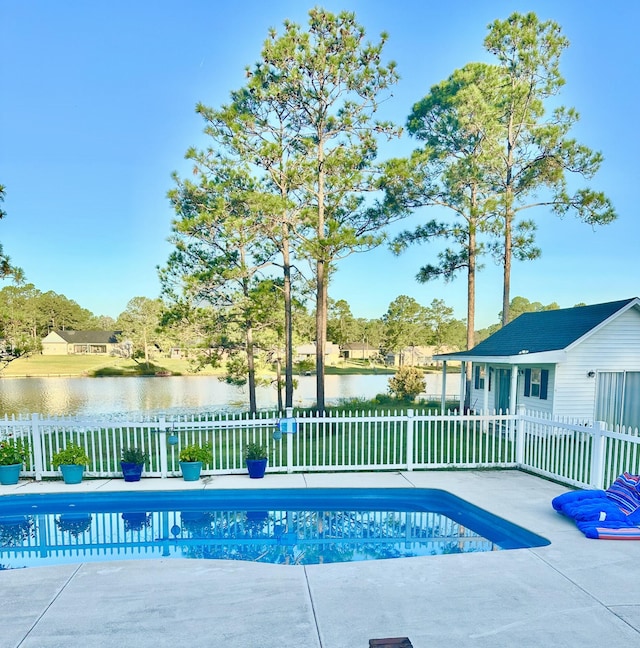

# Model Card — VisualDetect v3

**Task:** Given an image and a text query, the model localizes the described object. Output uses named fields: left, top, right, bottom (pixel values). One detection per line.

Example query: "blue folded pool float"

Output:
left=552, top=472, right=640, bottom=539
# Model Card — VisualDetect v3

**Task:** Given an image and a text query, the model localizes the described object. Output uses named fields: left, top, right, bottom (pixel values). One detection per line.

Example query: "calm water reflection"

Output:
left=0, top=373, right=457, bottom=417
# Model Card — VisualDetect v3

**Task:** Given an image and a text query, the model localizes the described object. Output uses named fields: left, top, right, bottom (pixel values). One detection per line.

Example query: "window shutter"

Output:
left=474, top=366, right=480, bottom=389
left=540, top=369, right=549, bottom=400
left=524, top=369, right=531, bottom=397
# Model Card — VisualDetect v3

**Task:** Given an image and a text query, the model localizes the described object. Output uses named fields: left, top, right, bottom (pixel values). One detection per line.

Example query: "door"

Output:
left=496, top=368, right=512, bottom=413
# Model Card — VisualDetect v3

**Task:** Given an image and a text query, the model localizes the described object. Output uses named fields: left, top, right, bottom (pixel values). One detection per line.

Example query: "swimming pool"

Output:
left=0, top=489, right=549, bottom=569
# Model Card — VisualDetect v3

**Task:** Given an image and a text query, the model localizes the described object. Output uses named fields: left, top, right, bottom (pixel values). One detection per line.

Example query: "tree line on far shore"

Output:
left=0, top=280, right=559, bottom=370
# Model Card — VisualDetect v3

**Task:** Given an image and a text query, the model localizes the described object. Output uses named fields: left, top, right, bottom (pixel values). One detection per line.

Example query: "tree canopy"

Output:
left=483, top=12, right=616, bottom=323
left=169, top=7, right=401, bottom=411
left=0, top=185, right=23, bottom=283
left=116, top=297, right=165, bottom=368
left=382, top=10, right=616, bottom=349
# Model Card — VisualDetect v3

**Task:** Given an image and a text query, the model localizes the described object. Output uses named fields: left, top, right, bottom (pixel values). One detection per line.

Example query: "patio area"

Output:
left=1, top=469, right=640, bottom=647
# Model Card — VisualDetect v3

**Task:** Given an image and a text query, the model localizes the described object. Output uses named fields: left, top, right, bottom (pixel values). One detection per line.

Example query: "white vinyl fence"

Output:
left=1, top=406, right=639, bottom=489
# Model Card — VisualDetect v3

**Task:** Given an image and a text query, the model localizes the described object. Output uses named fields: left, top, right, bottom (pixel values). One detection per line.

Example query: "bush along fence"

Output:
left=1, top=406, right=639, bottom=490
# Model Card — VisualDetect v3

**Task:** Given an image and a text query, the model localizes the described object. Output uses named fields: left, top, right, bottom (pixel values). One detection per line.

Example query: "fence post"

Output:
left=158, top=415, right=168, bottom=479
left=515, top=405, right=526, bottom=468
left=590, top=421, right=606, bottom=489
left=406, top=409, right=414, bottom=471
left=31, top=413, right=44, bottom=481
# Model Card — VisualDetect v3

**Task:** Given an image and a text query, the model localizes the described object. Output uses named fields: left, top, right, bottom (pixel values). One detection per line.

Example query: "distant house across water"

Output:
left=341, top=342, right=379, bottom=361
left=295, top=342, right=341, bottom=365
left=41, top=330, right=131, bottom=357
left=385, top=345, right=455, bottom=368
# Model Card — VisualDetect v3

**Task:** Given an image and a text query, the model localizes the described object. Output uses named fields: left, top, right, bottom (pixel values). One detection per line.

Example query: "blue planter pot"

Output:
left=59, top=464, right=85, bottom=484
left=246, top=458, right=268, bottom=479
left=179, top=461, right=202, bottom=481
left=0, top=463, right=22, bottom=485
left=120, top=461, right=144, bottom=482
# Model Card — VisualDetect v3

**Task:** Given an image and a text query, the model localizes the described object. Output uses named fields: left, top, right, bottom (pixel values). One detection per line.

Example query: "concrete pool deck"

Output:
left=1, top=469, right=640, bottom=647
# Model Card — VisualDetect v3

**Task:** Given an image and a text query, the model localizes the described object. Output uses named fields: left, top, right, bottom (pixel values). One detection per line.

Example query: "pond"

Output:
left=0, top=373, right=459, bottom=418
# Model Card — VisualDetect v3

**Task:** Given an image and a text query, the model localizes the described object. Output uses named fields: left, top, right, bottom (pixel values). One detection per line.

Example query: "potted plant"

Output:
left=178, top=443, right=211, bottom=481
left=52, top=443, right=90, bottom=484
left=0, top=439, right=27, bottom=485
left=244, top=442, right=268, bottom=479
left=120, top=446, right=148, bottom=482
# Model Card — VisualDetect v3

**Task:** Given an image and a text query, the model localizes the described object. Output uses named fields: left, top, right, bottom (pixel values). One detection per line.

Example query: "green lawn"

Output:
left=1, top=354, right=456, bottom=379
left=0, top=355, right=224, bottom=378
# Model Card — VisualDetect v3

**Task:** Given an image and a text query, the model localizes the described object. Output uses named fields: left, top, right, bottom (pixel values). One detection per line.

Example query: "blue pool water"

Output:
left=0, top=489, right=549, bottom=569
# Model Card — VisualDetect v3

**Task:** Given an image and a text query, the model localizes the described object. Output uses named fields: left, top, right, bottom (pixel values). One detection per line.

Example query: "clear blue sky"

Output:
left=1, top=0, right=637, bottom=329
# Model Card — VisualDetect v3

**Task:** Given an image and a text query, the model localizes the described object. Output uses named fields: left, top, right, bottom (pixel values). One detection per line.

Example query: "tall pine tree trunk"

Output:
left=315, top=139, right=326, bottom=413
left=275, top=356, right=283, bottom=412
left=282, top=234, right=294, bottom=409
left=245, top=322, right=257, bottom=414
left=502, top=118, right=515, bottom=327
left=315, top=259, right=326, bottom=413
left=502, top=212, right=512, bottom=327
left=241, top=263, right=257, bottom=415
left=467, top=191, right=477, bottom=353
left=465, top=210, right=477, bottom=409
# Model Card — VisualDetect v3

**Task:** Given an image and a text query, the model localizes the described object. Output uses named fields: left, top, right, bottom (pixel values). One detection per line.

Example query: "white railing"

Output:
left=517, top=411, right=640, bottom=489
left=1, top=406, right=639, bottom=489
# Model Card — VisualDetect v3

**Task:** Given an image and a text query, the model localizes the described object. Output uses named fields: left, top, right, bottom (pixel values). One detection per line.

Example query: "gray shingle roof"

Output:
left=342, top=342, right=378, bottom=351
left=51, top=330, right=120, bottom=344
left=444, top=298, right=638, bottom=359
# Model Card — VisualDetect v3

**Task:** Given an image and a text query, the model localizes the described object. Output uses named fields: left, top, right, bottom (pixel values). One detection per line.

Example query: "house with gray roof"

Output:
left=41, top=330, right=130, bottom=357
left=341, top=342, right=380, bottom=361
left=434, top=298, right=640, bottom=430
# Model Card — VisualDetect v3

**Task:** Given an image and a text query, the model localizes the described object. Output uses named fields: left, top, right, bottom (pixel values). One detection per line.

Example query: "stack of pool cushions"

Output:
left=552, top=472, right=640, bottom=539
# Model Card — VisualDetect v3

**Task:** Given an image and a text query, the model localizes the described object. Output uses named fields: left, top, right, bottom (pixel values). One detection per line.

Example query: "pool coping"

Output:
left=2, top=469, right=640, bottom=647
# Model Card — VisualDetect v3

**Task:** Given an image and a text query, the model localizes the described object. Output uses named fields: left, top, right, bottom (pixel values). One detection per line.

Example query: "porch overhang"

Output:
left=434, top=350, right=567, bottom=365
left=435, top=350, right=566, bottom=413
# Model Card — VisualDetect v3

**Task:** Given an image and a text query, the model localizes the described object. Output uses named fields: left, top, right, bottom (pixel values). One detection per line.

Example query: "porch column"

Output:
left=459, top=361, right=467, bottom=412
left=440, top=361, right=447, bottom=413
left=483, top=363, right=489, bottom=413
left=509, top=364, right=519, bottom=438
left=509, top=365, right=519, bottom=413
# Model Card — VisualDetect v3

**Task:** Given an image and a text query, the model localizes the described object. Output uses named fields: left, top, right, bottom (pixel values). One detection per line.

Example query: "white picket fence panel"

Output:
left=1, top=406, right=639, bottom=489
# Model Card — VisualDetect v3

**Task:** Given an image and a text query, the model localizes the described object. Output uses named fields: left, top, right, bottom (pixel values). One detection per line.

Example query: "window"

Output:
left=524, top=368, right=549, bottom=400
left=474, top=365, right=486, bottom=390
left=596, top=372, right=640, bottom=430
left=530, top=369, right=541, bottom=397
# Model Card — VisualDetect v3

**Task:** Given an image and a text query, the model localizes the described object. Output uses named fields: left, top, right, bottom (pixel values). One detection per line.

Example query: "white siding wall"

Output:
left=553, top=307, right=640, bottom=421
left=468, top=384, right=496, bottom=411
left=519, top=365, right=555, bottom=417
